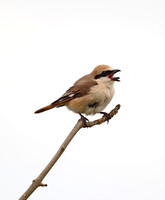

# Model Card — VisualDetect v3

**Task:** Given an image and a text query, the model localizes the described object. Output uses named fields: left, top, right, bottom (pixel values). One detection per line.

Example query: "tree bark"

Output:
left=19, top=104, right=121, bottom=200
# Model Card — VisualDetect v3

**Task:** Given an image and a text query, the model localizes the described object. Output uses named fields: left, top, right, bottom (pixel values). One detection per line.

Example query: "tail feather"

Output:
left=34, top=104, right=56, bottom=113
left=34, top=100, right=66, bottom=114
left=34, top=95, right=70, bottom=114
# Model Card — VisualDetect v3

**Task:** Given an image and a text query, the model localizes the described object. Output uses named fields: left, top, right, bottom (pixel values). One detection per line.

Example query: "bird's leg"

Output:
left=79, top=113, right=89, bottom=127
left=100, top=112, right=110, bottom=123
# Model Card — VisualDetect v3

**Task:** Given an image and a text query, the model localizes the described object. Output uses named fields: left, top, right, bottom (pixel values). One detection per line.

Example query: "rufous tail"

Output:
left=34, top=98, right=67, bottom=114
left=34, top=104, right=57, bottom=113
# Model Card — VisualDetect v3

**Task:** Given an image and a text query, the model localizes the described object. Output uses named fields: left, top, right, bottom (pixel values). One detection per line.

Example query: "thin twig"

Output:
left=19, top=104, right=121, bottom=200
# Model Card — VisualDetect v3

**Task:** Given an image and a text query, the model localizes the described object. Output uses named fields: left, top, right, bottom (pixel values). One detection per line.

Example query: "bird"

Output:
left=34, top=64, right=120, bottom=126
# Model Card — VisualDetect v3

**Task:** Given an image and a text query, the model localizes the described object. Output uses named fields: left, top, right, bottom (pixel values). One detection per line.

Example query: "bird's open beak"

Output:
left=109, top=69, right=121, bottom=81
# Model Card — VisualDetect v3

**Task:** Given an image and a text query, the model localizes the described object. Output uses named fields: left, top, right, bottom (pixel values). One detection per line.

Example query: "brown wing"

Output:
left=34, top=77, right=97, bottom=114
left=52, top=77, right=98, bottom=106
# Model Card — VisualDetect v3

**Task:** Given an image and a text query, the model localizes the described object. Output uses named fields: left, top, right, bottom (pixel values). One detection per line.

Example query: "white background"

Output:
left=1, top=0, right=165, bottom=199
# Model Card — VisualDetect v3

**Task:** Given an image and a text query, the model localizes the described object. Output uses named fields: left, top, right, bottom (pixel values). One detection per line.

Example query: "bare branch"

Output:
left=19, top=104, right=121, bottom=200
left=87, top=104, right=121, bottom=127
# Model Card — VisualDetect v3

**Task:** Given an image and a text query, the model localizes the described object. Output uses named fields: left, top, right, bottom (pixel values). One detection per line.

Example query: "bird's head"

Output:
left=91, top=65, right=120, bottom=86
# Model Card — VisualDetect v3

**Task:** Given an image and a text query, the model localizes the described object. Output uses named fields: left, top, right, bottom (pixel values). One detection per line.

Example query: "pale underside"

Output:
left=66, top=82, right=115, bottom=115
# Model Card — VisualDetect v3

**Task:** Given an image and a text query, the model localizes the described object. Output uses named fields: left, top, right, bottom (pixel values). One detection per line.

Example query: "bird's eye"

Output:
left=101, top=70, right=111, bottom=77
left=94, top=70, right=111, bottom=79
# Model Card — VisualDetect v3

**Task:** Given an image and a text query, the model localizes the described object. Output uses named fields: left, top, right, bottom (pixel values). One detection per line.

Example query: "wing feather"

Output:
left=34, top=77, right=97, bottom=113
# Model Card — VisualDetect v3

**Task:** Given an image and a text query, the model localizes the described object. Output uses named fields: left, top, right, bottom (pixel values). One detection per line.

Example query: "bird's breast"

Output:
left=66, top=83, right=115, bottom=115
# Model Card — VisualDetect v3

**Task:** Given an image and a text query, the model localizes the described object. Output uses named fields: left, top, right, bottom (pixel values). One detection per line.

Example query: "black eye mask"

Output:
left=94, top=70, right=112, bottom=79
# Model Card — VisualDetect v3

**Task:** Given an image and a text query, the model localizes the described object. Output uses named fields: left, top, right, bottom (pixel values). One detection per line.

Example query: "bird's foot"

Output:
left=100, top=112, right=110, bottom=124
left=79, top=113, right=89, bottom=127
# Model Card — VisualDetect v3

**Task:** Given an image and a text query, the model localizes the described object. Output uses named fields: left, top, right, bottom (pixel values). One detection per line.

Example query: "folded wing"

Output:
left=34, top=78, right=97, bottom=114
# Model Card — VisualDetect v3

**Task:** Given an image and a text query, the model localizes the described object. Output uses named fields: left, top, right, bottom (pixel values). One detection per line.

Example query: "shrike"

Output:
left=34, top=65, right=120, bottom=126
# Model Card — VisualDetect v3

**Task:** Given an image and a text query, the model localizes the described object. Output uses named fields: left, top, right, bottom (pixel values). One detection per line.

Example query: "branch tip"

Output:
left=86, top=104, right=121, bottom=127
left=40, top=183, right=47, bottom=187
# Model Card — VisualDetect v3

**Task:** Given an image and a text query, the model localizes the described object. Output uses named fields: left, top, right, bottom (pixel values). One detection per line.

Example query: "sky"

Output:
left=0, top=0, right=165, bottom=199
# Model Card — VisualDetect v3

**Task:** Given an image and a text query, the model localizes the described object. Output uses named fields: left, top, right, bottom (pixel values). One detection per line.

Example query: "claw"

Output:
left=100, top=112, right=110, bottom=123
left=79, top=113, right=89, bottom=127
